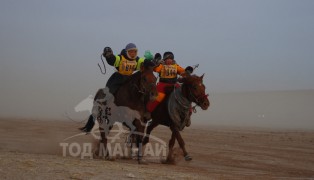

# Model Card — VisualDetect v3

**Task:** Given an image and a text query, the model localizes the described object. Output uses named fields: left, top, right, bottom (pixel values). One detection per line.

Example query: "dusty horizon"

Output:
left=1, top=89, right=313, bottom=130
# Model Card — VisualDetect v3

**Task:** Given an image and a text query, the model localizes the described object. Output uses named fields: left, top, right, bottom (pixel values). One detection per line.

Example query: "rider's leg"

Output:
left=144, top=82, right=167, bottom=119
left=146, top=92, right=165, bottom=112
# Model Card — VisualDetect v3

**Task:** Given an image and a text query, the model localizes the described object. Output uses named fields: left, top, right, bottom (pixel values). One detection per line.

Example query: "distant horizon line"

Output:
left=210, top=88, right=314, bottom=94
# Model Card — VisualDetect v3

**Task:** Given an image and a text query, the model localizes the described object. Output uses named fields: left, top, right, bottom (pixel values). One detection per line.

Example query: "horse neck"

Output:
left=180, top=83, right=192, bottom=103
left=170, top=83, right=192, bottom=109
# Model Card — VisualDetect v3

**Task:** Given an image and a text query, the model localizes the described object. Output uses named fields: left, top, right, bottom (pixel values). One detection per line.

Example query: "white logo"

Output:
left=74, top=95, right=94, bottom=113
left=62, top=87, right=167, bottom=160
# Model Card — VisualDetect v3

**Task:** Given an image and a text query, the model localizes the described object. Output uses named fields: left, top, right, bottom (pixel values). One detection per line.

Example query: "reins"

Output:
left=173, top=81, right=208, bottom=113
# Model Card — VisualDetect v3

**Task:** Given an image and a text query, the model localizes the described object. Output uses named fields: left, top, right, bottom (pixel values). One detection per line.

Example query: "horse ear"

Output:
left=200, top=73, right=205, bottom=80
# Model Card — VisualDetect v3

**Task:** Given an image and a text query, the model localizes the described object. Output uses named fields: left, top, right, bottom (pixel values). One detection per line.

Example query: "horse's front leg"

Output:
left=165, top=131, right=176, bottom=163
left=97, top=124, right=114, bottom=160
left=143, top=121, right=158, bottom=145
left=173, top=129, right=192, bottom=161
left=132, top=118, right=147, bottom=164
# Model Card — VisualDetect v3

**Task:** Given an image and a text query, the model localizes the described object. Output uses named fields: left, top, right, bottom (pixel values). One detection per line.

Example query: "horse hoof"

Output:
left=105, top=156, right=116, bottom=161
left=143, top=137, right=149, bottom=145
left=184, top=155, right=192, bottom=161
left=161, top=158, right=175, bottom=164
left=138, top=159, right=148, bottom=165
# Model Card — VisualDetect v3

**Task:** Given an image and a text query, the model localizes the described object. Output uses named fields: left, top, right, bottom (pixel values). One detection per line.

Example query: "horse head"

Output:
left=181, top=73, right=210, bottom=110
left=139, top=60, right=158, bottom=101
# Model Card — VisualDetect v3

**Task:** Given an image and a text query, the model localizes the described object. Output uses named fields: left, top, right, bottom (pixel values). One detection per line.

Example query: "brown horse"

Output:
left=82, top=62, right=157, bottom=163
left=143, top=73, right=210, bottom=162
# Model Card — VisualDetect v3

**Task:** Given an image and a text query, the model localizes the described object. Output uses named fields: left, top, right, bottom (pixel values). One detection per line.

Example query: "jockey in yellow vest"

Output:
left=146, top=52, right=193, bottom=113
left=102, top=43, right=153, bottom=94
left=79, top=43, right=154, bottom=133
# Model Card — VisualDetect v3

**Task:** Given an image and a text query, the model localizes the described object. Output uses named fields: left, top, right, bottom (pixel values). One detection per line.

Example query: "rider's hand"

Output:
left=185, top=66, right=193, bottom=74
left=103, top=47, right=113, bottom=58
left=154, top=53, right=161, bottom=61
left=152, top=53, right=164, bottom=65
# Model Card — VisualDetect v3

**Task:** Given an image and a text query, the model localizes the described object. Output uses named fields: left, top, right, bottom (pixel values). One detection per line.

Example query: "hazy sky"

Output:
left=1, top=0, right=314, bottom=124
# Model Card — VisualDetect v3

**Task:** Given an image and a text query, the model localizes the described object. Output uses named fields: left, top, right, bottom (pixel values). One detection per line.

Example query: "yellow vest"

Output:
left=114, top=55, right=143, bottom=75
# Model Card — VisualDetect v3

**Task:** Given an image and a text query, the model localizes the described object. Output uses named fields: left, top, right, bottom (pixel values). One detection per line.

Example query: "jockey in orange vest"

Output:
left=146, top=52, right=193, bottom=113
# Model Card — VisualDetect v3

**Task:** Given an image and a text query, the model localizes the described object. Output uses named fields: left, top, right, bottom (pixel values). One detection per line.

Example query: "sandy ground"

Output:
left=0, top=118, right=314, bottom=179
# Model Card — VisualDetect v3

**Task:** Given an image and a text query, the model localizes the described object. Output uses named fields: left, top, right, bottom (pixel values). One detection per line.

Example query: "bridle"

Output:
left=185, top=83, right=209, bottom=112
left=187, top=85, right=209, bottom=105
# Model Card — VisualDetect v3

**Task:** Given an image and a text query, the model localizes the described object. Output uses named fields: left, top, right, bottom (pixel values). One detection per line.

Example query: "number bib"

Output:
left=118, top=59, right=137, bottom=75
left=160, top=65, right=177, bottom=79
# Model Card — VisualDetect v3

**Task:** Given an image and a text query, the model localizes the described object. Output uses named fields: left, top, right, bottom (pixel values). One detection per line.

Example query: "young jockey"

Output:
left=79, top=43, right=154, bottom=133
left=146, top=51, right=193, bottom=126
left=103, top=43, right=154, bottom=94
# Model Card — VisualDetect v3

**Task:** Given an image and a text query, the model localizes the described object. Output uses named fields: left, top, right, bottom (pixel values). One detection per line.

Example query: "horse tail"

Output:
left=79, top=114, right=95, bottom=133
left=81, top=88, right=107, bottom=133
left=85, top=115, right=95, bottom=132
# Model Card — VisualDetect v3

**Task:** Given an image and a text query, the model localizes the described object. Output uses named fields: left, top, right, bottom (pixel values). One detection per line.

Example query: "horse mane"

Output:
left=184, top=74, right=199, bottom=84
left=127, top=64, right=154, bottom=85
left=164, top=85, right=176, bottom=95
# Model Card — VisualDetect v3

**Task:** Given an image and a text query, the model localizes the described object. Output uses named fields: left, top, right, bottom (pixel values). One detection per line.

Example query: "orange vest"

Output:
left=154, top=64, right=185, bottom=78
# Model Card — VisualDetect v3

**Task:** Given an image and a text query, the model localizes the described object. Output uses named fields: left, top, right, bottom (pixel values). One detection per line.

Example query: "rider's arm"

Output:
left=153, top=64, right=163, bottom=73
left=136, top=57, right=145, bottom=70
left=103, top=47, right=116, bottom=66
left=106, top=55, right=117, bottom=66
left=176, top=64, right=186, bottom=75
left=178, top=64, right=194, bottom=75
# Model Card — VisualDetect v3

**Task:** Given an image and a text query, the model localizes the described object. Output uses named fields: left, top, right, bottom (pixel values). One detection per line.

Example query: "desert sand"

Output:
left=0, top=118, right=314, bottom=179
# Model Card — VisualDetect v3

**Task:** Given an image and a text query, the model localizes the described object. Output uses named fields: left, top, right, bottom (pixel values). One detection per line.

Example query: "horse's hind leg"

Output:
left=98, top=127, right=112, bottom=160
left=174, top=130, right=192, bottom=161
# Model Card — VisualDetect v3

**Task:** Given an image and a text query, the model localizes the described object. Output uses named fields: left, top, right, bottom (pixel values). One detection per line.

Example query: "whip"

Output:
left=98, top=54, right=106, bottom=75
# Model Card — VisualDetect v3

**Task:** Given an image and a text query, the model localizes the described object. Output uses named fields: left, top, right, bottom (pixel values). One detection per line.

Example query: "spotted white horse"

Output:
left=91, top=87, right=148, bottom=144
